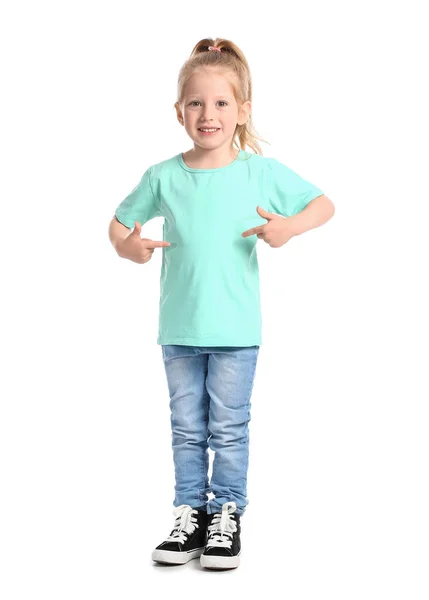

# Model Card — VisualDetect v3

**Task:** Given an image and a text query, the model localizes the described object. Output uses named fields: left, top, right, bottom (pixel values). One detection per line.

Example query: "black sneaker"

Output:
left=200, top=501, right=241, bottom=569
left=152, top=504, right=209, bottom=565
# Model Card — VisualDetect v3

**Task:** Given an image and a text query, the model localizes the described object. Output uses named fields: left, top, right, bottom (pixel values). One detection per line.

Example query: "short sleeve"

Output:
left=114, top=166, right=161, bottom=229
left=265, top=158, right=323, bottom=217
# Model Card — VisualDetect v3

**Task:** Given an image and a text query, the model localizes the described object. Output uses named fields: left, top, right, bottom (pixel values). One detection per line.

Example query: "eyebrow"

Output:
left=186, top=94, right=232, bottom=99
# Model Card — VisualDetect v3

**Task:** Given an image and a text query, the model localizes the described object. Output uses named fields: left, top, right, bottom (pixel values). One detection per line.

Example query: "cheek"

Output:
left=224, top=116, right=237, bottom=128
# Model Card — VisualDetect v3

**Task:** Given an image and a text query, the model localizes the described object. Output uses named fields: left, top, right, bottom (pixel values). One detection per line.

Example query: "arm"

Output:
left=108, top=216, right=131, bottom=254
left=288, top=195, right=335, bottom=236
left=242, top=195, right=335, bottom=247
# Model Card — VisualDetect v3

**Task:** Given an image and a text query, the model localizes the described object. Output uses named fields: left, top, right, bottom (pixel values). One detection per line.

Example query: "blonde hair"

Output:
left=175, top=38, right=270, bottom=155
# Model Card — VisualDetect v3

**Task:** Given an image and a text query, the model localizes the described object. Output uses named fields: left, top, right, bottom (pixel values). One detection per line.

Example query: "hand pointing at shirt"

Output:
left=117, top=221, right=171, bottom=264
left=241, top=206, right=296, bottom=248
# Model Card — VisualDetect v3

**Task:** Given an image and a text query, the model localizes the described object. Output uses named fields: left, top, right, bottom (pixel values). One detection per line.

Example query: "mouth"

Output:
left=198, top=128, right=220, bottom=135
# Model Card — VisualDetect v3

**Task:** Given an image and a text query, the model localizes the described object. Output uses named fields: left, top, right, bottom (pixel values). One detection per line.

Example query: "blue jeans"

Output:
left=161, top=345, right=260, bottom=516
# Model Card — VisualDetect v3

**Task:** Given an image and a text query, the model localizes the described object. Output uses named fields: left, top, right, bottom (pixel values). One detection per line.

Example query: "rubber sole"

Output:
left=152, top=546, right=205, bottom=565
left=200, top=551, right=241, bottom=569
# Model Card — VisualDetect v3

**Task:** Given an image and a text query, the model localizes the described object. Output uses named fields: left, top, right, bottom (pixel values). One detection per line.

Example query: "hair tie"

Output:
left=208, top=46, right=222, bottom=52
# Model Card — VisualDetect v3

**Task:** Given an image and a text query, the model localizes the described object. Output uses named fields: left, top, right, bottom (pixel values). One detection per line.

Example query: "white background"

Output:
left=1, top=1, right=428, bottom=598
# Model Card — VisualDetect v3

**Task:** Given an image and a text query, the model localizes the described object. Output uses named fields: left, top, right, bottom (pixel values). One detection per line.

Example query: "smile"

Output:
left=198, top=128, right=220, bottom=135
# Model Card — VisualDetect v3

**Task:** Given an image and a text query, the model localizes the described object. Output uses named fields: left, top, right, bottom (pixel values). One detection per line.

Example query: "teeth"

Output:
left=200, top=128, right=218, bottom=132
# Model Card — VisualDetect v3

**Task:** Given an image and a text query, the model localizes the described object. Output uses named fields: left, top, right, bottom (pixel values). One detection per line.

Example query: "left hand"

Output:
left=241, top=206, right=296, bottom=248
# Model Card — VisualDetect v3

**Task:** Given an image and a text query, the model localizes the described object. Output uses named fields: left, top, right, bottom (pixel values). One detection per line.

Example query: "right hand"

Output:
left=117, top=221, right=170, bottom=264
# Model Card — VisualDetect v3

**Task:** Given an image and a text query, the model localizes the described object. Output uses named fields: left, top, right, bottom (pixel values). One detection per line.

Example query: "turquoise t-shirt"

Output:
left=114, top=149, right=323, bottom=347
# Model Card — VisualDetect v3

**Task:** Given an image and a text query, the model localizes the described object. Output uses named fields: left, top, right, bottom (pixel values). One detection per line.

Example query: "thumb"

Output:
left=256, top=206, right=275, bottom=219
left=133, top=221, right=142, bottom=235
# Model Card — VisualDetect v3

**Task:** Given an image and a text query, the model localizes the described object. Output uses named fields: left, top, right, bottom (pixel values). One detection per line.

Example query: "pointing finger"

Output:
left=144, top=240, right=171, bottom=248
left=242, top=225, right=264, bottom=238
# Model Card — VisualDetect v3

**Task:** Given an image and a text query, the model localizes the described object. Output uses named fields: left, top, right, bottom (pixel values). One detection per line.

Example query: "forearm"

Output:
left=109, top=217, right=131, bottom=252
left=289, top=195, right=335, bottom=236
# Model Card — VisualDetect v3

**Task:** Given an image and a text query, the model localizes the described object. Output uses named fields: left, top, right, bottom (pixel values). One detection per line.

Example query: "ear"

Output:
left=238, top=100, right=252, bottom=126
left=174, top=102, right=184, bottom=125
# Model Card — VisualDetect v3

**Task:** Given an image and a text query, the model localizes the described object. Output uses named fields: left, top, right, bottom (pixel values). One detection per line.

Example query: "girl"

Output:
left=108, top=37, right=334, bottom=571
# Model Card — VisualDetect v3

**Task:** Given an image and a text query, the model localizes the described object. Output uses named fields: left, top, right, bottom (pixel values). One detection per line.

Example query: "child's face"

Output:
left=177, top=68, right=251, bottom=151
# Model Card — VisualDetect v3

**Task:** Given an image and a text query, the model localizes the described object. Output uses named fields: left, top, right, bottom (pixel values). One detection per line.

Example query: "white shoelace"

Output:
left=164, top=505, right=199, bottom=545
left=206, top=501, right=238, bottom=549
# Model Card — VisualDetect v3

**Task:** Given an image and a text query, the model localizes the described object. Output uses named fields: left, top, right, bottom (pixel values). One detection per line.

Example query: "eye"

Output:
left=188, top=101, right=228, bottom=107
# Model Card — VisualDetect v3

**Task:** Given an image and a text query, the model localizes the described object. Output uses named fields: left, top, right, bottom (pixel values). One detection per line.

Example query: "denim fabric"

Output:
left=161, top=345, right=260, bottom=516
